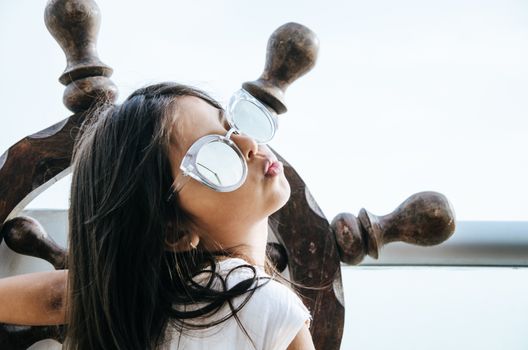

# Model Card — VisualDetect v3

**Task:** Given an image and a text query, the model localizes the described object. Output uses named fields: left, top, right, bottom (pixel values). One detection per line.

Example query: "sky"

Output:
left=1, top=0, right=528, bottom=221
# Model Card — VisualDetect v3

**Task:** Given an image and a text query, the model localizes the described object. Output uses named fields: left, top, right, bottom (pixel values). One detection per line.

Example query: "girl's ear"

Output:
left=164, top=230, right=200, bottom=252
left=164, top=219, right=201, bottom=252
left=165, top=220, right=200, bottom=253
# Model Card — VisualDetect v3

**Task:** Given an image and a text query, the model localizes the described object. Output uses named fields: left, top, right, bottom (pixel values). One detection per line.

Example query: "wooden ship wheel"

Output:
left=0, top=0, right=456, bottom=349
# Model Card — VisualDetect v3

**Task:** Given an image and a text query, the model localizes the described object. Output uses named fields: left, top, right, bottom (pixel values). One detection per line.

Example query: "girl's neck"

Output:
left=205, top=218, right=269, bottom=268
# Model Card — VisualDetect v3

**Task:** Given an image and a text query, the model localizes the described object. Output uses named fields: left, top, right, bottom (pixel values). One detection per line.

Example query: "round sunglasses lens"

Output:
left=195, top=141, right=244, bottom=187
left=231, top=100, right=274, bottom=142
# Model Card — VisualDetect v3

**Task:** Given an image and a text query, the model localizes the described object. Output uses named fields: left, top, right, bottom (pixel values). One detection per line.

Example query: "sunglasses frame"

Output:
left=166, top=89, right=278, bottom=200
left=173, top=128, right=248, bottom=195
left=225, top=88, right=278, bottom=144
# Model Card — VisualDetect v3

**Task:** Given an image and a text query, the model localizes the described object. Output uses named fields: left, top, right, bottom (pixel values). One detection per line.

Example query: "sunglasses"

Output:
left=166, top=88, right=279, bottom=200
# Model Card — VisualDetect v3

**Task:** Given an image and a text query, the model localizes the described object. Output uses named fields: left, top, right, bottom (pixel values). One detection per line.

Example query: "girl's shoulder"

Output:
left=214, top=257, right=302, bottom=301
left=217, top=257, right=313, bottom=348
left=218, top=257, right=309, bottom=309
left=174, top=257, right=312, bottom=349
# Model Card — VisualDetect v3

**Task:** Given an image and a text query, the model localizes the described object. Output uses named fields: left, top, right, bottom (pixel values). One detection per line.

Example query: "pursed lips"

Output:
left=264, top=158, right=284, bottom=176
left=255, top=147, right=279, bottom=175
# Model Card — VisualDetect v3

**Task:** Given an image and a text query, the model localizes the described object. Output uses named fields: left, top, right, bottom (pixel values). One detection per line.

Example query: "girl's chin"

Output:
left=267, top=177, right=291, bottom=212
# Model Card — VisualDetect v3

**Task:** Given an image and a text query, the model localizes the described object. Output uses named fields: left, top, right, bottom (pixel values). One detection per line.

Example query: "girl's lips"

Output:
left=265, top=161, right=283, bottom=177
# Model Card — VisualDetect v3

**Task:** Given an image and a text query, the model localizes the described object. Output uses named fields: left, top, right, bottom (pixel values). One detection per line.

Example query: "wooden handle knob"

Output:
left=45, top=0, right=117, bottom=112
left=243, top=22, right=319, bottom=114
left=2, top=216, right=66, bottom=270
left=331, top=191, right=456, bottom=264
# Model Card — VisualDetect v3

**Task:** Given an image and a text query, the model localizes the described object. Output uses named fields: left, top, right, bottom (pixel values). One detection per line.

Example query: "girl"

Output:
left=0, top=82, right=315, bottom=350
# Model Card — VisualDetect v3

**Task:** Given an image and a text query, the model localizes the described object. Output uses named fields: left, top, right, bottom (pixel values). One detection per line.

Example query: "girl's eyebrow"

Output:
left=218, top=108, right=230, bottom=130
left=218, top=108, right=225, bottom=124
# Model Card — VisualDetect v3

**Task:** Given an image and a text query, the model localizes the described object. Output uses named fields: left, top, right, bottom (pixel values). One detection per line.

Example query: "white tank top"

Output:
left=159, top=257, right=312, bottom=350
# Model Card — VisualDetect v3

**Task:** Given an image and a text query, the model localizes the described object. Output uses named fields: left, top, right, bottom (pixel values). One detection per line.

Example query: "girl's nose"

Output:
left=231, top=133, right=259, bottom=161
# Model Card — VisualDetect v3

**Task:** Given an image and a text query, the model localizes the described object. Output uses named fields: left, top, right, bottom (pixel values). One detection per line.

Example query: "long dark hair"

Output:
left=64, top=82, right=284, bottom=349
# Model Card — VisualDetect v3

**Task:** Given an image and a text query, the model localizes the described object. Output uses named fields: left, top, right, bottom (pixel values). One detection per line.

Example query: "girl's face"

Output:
left=167, top=96, right=291, bottom=248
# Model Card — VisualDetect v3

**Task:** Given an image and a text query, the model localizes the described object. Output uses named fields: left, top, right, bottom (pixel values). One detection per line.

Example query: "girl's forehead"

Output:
left=169, top=96, right=223, bottom=154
